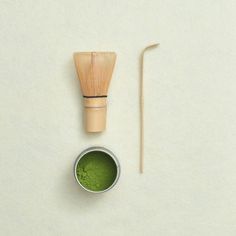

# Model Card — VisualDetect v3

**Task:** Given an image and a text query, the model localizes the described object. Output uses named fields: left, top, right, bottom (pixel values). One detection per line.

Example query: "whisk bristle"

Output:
left=74, top=52, right=116, bottom=97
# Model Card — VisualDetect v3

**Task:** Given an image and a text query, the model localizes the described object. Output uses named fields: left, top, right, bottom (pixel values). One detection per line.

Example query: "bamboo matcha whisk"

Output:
left=74, top=52, right=116, bottom=132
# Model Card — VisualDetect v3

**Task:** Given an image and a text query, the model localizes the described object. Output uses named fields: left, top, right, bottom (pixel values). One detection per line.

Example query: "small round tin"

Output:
left=74, top=147, right=120, bottom=193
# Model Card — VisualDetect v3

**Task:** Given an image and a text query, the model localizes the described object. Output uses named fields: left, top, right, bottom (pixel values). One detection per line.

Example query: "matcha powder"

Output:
left=76, top=151, right=117, bottom=191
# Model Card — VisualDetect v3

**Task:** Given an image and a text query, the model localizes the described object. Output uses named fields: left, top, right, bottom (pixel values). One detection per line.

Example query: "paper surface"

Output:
left=0, top=0, right=236, bottom=235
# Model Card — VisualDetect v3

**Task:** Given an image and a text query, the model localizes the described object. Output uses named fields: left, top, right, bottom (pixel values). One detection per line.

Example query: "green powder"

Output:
left=76, top=151, right=117, bottom=191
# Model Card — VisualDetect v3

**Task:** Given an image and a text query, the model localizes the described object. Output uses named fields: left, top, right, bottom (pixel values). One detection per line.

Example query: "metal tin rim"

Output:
left=74, top=146, right=120, bottom=193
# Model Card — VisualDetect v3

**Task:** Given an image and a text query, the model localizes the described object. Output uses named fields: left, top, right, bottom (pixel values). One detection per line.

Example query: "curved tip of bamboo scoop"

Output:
left=73, top=52, right=116, bottom=133
left=142, top=43, right=159, bottom=54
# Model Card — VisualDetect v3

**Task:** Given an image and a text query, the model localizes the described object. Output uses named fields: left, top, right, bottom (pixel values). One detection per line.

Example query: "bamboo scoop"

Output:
left=74, top=52, right=116, bottom=132
left=140, top=44, right=159, bottom=173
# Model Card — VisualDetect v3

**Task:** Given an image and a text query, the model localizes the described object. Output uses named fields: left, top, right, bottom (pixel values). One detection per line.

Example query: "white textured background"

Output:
left=1, top=1, right=236, bottom=235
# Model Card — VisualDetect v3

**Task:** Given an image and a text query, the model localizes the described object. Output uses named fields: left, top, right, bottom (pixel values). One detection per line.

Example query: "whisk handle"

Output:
left=83, top=97, right=107, bottom=132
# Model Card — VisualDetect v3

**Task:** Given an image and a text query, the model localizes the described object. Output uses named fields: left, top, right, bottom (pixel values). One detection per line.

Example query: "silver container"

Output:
left=74, top=146, right=120, bottom=193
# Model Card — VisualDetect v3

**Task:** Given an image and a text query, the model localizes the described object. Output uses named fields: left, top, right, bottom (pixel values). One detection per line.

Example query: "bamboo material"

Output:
left=74, top=52, right=116, bottom=132
left=140, top=44, right=159, bottom=173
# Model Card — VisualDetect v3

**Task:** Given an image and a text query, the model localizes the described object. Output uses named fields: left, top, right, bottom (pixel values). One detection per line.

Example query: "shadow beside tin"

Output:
left=74, top=147, right=120, bottom=193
